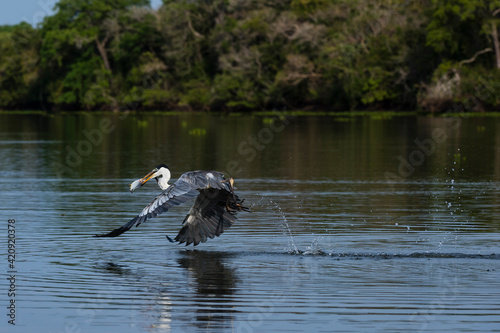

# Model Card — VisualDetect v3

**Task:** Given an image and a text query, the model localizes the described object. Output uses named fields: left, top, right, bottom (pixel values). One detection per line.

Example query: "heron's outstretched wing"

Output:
left=174, top=188, right=243, bottom=246
left=95, top=171, right=231, bottom=237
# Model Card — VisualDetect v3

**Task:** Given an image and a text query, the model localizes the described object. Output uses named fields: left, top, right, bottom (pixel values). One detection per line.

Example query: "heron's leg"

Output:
left=222, top=178, right=250, bottom=213
left=225, top=195, right=250, bottom=214
left=225, top=195, right=236, bottom=215
left=236, top=199, right=251, bottom=212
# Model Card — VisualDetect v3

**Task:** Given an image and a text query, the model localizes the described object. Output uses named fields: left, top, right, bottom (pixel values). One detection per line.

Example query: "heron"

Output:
left=96, top=164, right=249, bottom=246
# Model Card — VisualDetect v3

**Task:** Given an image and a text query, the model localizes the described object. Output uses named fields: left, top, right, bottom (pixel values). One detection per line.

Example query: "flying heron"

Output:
left=96, top=164, right=249, bottom=246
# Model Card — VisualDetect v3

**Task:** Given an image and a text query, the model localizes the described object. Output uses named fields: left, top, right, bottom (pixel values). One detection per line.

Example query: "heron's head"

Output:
left=129, top=164, right=171, bottom=192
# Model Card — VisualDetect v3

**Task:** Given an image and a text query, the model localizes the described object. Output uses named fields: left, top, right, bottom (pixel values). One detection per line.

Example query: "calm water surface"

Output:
left=1, top=113, right=499, bottom=332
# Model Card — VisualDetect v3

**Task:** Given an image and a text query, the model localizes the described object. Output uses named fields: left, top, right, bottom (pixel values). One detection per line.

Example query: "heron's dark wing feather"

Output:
left=174, top=188, right=243, bottom=246
left=95, top=216, right=140, bottom=237
left=95, top=171, right=230, bottom=238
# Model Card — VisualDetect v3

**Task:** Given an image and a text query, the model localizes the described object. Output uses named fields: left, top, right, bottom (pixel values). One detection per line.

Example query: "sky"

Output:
left=0, top=0, right=163, bottom=26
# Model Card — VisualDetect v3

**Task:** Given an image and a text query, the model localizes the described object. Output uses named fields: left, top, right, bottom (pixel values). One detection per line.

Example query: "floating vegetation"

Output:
left=0, top=110, right=48, bottom=115
left=262, top=117, right=275, bottom=124
left=188, top=128, right=206, bottom=136
left=453, top=153, right=466, bottom=164
left=370, top=113, right=394, bottom=120
left=333, top=117, right=353, bottom=122
left=440, top=112, right=500, bottom=118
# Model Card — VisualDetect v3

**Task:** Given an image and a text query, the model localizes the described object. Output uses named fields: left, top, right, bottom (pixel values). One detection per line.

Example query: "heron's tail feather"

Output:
left=174, top=212, right=237, bottom=246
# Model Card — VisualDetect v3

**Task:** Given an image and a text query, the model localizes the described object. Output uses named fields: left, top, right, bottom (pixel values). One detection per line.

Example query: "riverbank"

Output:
left=4, top=109, right=500, bottom=118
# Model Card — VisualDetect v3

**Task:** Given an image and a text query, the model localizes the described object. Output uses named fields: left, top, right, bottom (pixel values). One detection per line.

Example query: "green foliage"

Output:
left=418, top=0, right=500, bottom=111
left=1, top=0, right=500, bottom=112
left=0, top=23, right=41, bottom=109
left=455, top=66, right=500, bottom=107
left=426, top=0, right=494, bottom=56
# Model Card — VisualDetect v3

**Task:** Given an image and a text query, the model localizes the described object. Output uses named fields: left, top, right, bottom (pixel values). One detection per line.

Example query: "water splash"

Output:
left=303, top=236, right=326, bottom=255
left=268, top=199, right=300, bottom=254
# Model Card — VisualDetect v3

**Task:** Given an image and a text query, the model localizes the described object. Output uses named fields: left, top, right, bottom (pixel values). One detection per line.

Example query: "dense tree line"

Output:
left=1, top=0, right=500, bottom=112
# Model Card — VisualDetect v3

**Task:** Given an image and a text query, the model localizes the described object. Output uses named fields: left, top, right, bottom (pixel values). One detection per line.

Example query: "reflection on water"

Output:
left=177, top=251, right=237, bottom=331
left=91, top=251, right=239, bottom=332
left=0, top=113, right=500, bottom=332
left=89, top=249, right=500, bottom=333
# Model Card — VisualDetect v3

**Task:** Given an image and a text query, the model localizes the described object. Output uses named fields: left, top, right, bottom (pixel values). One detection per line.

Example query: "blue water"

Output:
left=1, top=114, right=499, bottom=332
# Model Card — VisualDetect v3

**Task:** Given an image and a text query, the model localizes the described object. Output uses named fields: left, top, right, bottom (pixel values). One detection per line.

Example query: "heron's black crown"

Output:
left=156, top=164, right=169, bottom=170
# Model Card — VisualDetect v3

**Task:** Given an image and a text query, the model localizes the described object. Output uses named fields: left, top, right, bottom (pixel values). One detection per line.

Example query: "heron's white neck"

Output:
left=155, top=168, right=171, bottom=190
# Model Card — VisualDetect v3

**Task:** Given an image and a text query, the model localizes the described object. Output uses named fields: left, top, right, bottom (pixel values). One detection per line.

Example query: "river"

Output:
left=0, top=112, right=499, bottom=332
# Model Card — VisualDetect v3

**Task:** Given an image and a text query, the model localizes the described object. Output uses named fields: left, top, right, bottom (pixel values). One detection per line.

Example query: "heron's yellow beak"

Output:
left=129, top=168, right=158, bottom=192
left=141, top=168, right=158, bottom=184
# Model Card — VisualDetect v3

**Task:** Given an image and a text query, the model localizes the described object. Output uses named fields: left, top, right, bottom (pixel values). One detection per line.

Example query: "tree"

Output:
left=421, top=0, right=500, bottom=111
left=39, top=0, right=150, bottom=110
left=426, top=0, right=500, bottom=69
left=0, top=23, right=41, bottom=109
left=2, top=0, right=500, bottom=111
